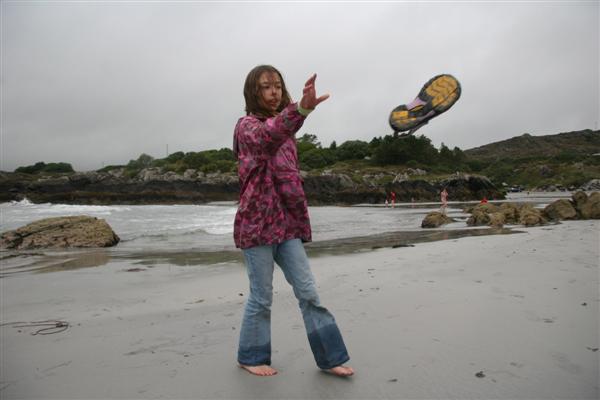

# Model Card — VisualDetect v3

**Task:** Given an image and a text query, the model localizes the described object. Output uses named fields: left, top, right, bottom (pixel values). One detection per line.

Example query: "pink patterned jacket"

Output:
left=233, top=103, right=312, bottom=249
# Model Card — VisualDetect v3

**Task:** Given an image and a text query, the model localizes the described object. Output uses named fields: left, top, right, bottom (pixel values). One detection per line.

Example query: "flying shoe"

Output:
left=389, top=74, right=461, bottom=136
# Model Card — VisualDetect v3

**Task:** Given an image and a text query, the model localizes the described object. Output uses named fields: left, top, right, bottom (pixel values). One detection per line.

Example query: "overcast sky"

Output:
left=2, top=1, right=598, bottom=172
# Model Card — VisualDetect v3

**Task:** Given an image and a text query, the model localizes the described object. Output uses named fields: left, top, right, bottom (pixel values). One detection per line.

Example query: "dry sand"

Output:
left=1, top=220, right=598, bottom=399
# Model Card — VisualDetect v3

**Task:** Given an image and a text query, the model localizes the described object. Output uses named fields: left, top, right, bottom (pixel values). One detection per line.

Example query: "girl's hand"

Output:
left=299, top=74, right=329, bottom=110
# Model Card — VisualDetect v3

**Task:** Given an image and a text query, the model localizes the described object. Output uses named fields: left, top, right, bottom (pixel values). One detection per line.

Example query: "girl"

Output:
left=233, top=65, right=353, bottom=377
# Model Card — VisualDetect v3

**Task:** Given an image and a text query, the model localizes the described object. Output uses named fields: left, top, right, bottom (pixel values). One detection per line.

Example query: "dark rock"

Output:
left=0, top=169, right=504, bottom=205
left=579, top=179, right=600, bottom=191
left=440, top=174, right=504, bottom=201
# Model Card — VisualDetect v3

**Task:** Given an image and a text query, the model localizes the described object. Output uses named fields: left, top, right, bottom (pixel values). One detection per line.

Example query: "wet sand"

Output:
left=1, top=220, right=598, bottom=399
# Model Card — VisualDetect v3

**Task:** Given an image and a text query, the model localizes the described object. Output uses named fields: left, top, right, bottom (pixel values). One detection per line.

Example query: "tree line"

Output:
left=15, top=133, right=470, bottom=176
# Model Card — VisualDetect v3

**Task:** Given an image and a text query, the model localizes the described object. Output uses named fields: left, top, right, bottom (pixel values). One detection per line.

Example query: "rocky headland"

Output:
left=0, top=168, right=505, bottom=205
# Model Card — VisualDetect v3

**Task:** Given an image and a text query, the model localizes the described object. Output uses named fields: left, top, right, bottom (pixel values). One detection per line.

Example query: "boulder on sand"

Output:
left=519, top=204, right=547, bottom=226
left=1, top=216, right=120, bottom=250
left=467, top=202, right=546, bottom=227
left=571, top=191, right=588, bottom=212
left=499, top=203, right=520, bottom=224
left=464, top=203, right=499, bottom=215
left=543, top=199, right=577, bottom=221
left=580, top=192, right=600, bottom=219
left=488, top=212, right=505, bottom=228
left=466, top=210, right=490, bottom=226
left=421, top=212, right=455, bottom=228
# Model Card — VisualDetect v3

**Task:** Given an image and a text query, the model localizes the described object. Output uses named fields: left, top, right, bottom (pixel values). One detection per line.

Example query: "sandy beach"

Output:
left=1, top=220, right=598, bottom=399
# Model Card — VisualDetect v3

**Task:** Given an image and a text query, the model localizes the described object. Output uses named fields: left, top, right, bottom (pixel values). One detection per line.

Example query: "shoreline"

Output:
left=1, top=226, right=523, bottom=277
left=1, top=220, right=598, bottom=399
left=0, top=190, right=580, bottom=208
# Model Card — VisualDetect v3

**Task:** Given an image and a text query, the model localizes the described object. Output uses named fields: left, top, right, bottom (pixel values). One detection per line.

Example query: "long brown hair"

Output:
left=243, top=65, right=292, bottom=119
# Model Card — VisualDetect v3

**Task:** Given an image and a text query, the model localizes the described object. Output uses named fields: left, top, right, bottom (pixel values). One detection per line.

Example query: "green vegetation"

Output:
left=296, top=133, right=469, bottom=173
left=468, top=154, right=600, bottom=189
left=464, top=129, right=600, bottom=189
left=15, top=161, right=74, bottom=174
left=17, top=129, right=598, bottom=190
left=98, top=149, right=237, bottom=177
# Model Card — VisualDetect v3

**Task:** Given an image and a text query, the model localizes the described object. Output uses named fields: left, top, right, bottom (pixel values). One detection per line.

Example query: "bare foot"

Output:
left=326, top=365, right=354, bottom=377
left=239, top=364, right=278, bottom=376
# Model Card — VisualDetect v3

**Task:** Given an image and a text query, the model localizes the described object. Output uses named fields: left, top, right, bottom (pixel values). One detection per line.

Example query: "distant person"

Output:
left=440, top=188, right=448, bottom=214
left=390, top=191, right=396, bottom=208
left=232, top=65, right=353, bottom=377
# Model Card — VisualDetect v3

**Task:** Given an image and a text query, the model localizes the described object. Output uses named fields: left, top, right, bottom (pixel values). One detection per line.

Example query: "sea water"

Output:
left=0, top=193, right=575, bottom=275
left=1, top=199, right=450, bottom=252
left=0, top=192, right=570, bottom=252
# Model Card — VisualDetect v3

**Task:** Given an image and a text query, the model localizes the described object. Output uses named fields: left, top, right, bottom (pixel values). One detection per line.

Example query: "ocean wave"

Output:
left=6, top=198, right=34, bottom=206
left=2, top=199, right=131, bottom=214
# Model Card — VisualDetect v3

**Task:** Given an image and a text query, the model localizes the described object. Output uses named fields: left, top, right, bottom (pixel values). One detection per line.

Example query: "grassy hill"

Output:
left=463, top=129, right=600, bottom=189
left=464, top=129, right=600, bottom=161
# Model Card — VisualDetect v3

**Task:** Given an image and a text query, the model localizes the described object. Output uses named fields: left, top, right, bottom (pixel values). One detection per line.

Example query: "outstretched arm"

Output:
left=299, top=74, right=329, bottom=112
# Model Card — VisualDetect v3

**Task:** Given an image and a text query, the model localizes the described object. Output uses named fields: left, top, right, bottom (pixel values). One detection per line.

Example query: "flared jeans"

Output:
left=237, top=239, right=350, bottom=369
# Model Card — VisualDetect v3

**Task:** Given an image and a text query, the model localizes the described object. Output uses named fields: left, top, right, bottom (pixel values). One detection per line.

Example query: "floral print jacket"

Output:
left=233, top=103, right=312, bottom=249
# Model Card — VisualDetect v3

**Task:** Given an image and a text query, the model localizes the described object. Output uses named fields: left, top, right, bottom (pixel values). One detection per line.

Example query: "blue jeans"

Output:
left=237, top=238, right=350, bottom=369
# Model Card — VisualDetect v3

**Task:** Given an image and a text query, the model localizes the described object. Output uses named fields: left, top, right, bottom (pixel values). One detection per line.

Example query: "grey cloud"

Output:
left=2, top=2, right=597, bottom=171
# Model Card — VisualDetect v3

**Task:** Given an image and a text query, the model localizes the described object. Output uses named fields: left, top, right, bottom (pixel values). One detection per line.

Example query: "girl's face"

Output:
left=258, top=72, right=282, bottom=114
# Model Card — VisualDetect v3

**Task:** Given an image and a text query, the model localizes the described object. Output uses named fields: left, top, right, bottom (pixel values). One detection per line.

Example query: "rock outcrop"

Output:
left=1, top=216, right=120, bottom=250
left=439, top=174, right=503, bottom=201
left=387, top=174, right=505, bottom=203
left=0, top=169, right=505, bottom=205
left=0, top=169, right=240, bottom=205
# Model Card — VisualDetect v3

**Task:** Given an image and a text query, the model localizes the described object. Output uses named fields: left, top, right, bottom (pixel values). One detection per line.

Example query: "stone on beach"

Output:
left=466, top=210, right=491, bottom=226
left=580, top=192, right=600, bottom=219
left=541, top=191, right=600, bottom=221
left=421, top=212, right=455, bottom=228
left=0, top=215, right=120, bottom=250
left=464, top=203, right=499, bottom=215
left=499, top=203, right=520, bottom=224
left=466, top=202, right=547, bottom=227
left=571, top=191, right=589, bottom=211
left=428, top=191, right=599, bottom=230
left=543, top=199, right=577, bottom=221
left=487, top=212, right=505, bottom=227
left=518, top=204, right=547, bottom=226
